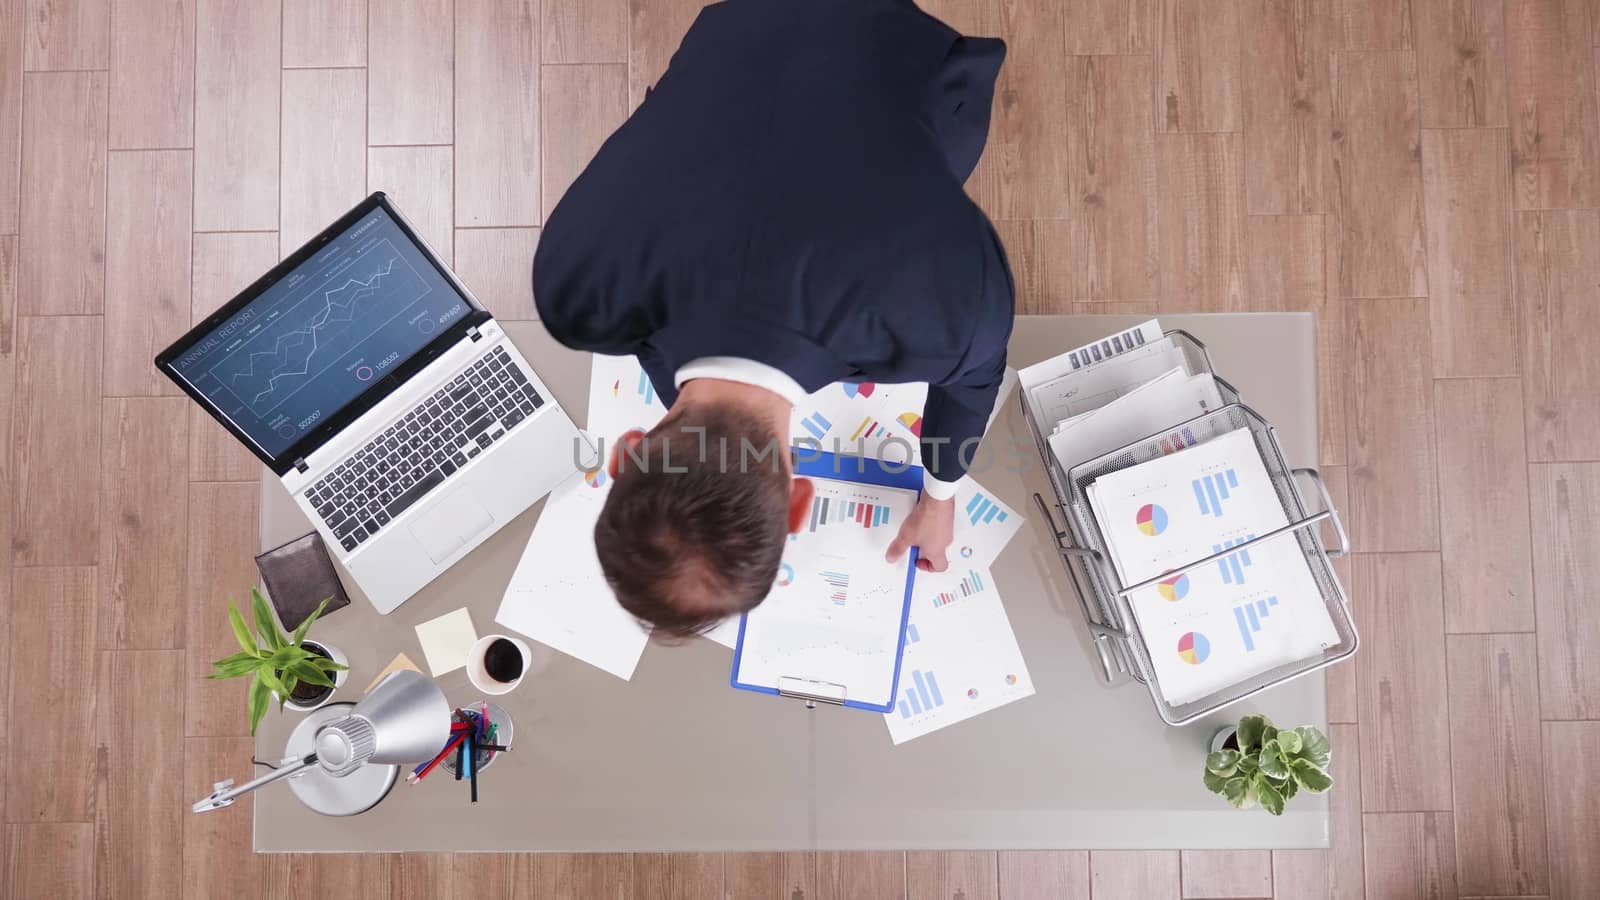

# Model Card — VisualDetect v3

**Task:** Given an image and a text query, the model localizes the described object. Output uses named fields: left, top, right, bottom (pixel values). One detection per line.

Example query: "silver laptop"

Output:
left=158, top=193, right=588, bottom=613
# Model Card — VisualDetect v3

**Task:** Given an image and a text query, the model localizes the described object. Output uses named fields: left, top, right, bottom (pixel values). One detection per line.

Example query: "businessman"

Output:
left=533, top=0, right=1013, bottom=637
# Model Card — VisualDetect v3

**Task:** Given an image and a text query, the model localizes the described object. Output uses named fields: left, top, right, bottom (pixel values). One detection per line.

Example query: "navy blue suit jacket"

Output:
left=533, top=0, right=1013, bottom=482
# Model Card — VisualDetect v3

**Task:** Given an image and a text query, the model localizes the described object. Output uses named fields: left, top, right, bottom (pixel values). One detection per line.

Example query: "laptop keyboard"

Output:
left=305, top=345, right=545, bottom=552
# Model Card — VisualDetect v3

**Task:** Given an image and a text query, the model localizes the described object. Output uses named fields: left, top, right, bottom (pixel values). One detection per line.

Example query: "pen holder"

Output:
left=440, top=701, right=513, bottom=776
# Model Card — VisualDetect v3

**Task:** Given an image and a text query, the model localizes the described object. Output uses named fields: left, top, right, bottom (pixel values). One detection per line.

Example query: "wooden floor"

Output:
left=2, top=0, right=1598, bottom=897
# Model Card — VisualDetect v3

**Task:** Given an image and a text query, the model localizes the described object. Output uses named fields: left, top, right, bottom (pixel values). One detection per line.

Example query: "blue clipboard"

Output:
left=730, top=450, right=921, bottom=712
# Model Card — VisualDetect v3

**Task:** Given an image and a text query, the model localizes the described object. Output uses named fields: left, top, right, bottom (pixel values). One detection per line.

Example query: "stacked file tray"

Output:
left=1019, top=325, right=1358, bottom=725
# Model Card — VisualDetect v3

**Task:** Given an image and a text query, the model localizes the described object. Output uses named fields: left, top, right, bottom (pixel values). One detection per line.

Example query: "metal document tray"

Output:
left=1020, top=331, right=1358, bottom=725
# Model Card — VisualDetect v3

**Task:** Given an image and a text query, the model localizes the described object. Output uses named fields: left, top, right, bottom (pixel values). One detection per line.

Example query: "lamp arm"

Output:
left=191, top=752, right=317, bottom=813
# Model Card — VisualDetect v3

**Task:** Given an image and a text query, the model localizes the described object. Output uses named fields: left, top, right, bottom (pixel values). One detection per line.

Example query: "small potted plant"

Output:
left=208, top=589, right=349, bottom=735
left=1203, top=713, right=1332, bottom=815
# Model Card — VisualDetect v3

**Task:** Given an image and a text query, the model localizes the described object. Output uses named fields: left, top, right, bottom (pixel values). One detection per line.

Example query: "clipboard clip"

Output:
left=777, top=676, right=848, bottom=709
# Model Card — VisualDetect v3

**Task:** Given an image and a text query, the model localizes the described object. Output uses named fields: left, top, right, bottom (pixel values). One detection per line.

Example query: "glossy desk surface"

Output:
left=254, top=313, right=1331, bottom=851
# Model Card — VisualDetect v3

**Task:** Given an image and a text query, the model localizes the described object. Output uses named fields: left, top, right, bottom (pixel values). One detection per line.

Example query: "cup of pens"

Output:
left=407, top=702, right=513, bottom=802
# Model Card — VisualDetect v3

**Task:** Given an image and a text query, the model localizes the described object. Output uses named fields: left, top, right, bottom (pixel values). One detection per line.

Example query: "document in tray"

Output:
left=733, top=475, right=920, bottom=710
left=1060, top=319, right=1165, bottom=371
left=1048, top=369, right=1226, bottom=471
left=1029, top=337, right=1191, bottom=428
left=1086, top=428, right=1338, bottom=704
left=883, top=564, right=1034, bottom=744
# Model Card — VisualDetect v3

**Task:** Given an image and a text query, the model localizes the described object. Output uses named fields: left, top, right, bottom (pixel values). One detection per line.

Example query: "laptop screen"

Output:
left=167, top=206, right=473, bottom=460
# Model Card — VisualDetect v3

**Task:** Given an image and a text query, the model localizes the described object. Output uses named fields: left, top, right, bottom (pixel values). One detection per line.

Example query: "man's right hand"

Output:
left=886, top=492, right=956, bottom=573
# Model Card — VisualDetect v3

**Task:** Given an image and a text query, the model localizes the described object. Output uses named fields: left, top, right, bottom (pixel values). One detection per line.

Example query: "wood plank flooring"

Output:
left=2, top=0, right=1595, bottom=896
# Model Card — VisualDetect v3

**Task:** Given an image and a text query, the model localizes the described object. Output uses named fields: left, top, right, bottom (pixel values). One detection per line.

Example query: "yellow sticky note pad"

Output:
left=414, top=608, right=479, bottom=676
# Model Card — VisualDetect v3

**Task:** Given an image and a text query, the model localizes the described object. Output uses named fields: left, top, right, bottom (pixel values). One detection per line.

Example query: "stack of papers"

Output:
left=1048, top=367, right=1225, bottom=472
left=1086, top=428, right=1338, bottom=705
left=1026, top=320, right=1176, bottom=426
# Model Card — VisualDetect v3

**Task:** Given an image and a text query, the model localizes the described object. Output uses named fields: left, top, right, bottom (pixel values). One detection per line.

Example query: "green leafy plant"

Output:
left=1203, top=714, right=1332, bottom=816
left=208, top=589, right=347, bottom=735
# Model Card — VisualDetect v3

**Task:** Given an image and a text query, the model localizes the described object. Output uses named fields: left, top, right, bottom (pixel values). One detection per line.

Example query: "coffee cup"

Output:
left=467, top=635, right=532, bottom=695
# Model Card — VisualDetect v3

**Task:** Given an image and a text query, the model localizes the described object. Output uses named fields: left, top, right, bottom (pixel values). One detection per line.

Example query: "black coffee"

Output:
left=483, top=638, right=524, bottom=683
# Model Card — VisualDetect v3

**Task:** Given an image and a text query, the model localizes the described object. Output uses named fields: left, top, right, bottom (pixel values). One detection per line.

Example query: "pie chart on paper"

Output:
left=1157, top=572, right=1190, bottom=601
left=1136, top=503, right=1169, bottom=536
left=1177, top=631, right=1210, bottom=665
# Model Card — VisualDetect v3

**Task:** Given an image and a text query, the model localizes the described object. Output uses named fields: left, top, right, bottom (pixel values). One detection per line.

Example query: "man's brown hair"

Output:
left=594, top=405, right=791, bottom=638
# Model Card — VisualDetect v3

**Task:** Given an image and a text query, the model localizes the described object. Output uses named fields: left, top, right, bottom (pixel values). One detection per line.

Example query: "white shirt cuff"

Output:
left=921, top=473, right=964, bottom=501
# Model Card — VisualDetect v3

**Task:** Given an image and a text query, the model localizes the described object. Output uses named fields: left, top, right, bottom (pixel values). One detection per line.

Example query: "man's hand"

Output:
left=887, top=493, right=956, bottom=573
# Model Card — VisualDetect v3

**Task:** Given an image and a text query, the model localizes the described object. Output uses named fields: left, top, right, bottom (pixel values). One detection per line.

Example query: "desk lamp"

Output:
left=192, top=669, right=451, bottom=816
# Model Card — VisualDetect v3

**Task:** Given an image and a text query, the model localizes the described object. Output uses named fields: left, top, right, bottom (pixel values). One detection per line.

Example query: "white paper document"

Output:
left=1030, top=339, right=1193, bottom=429
left=585, top=352, right=670, bottom=450
left=494, top=354, right=665, bottom=678
left=494, top=471, right=652, bottom=680
left=790, top=379, right=929, bottom=466
left=883, top=564, right=1035, bottom=744
left=948, top=479, right=1025, bottom=570
left=1058, top=319, right=1165, bottom=372
left=1086, top=429, right=1338, bottom=704
left=703, top=616, right=740, bottom=650
left=734, top=477, right=920, bottom=709
left=1048, top=369, right=1226, bottom=471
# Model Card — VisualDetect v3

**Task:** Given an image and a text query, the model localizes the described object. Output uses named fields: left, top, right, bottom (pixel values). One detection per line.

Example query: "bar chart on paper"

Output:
left=1193, top=468, right=1239, bottom=516
left=966, top=492, right=1009, bottom=526
left=1233, top=595, right=1279, bottom=652
left=800, top=410, right=833, bottom=440
left=806, top=495, right=894, bottom=532
left=821, top=570, right=850, bottom=605
left=1212, top=535, right=1256, bottom=584
left=931, top=570, right=987, bottom=608
left=897, top=668, right=945, bottom=718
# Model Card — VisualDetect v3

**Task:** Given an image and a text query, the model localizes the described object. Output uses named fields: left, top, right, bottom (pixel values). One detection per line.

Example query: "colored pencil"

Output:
left=408, top=733, right=465, bottom=784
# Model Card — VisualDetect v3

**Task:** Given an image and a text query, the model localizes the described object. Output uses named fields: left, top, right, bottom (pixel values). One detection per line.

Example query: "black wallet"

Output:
left=255, top=532, right=351, bottom=631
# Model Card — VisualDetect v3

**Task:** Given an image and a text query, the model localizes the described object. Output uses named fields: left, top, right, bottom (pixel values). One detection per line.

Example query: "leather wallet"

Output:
left=255, top=532, right=351, bottom=631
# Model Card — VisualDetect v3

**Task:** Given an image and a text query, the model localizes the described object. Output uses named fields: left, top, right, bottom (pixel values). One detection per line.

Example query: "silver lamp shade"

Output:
left=314, top=669, right=452, bottom=776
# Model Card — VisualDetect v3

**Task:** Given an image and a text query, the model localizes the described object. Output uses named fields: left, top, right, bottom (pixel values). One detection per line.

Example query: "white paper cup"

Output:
left=467, top=635, right=532, bottom=695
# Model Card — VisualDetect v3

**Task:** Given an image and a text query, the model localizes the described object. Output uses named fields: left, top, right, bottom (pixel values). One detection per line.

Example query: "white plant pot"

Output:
left=1209, top=726, right=1238, bottom=754
left=279, top=640, right=349, bottom=713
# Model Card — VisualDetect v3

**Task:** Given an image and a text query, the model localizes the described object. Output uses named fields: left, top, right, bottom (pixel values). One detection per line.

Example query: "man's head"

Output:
left=594, top=402, right=815, bottom=638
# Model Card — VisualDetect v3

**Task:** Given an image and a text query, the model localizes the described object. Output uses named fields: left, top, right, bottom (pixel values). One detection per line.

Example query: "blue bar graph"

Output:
left=1212, top=534, right=1258, bottom=584
left=800, top=411, right=832, bottom=440
left=1193, top=469, right=1240, bottom=516
left=636, top=370, right=656, bottom=405
left=905, top=623, right=921, bottom=644
left=1233, top=595, right=1279, bottom=652
left=897, top=669, right=946, bottom=718
left=966, top=492, right=1009, bottom=526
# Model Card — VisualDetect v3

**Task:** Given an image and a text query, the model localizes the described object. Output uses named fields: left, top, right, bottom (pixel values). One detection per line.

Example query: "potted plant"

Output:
left=1203, top=714, right=1332, bottom=815
left=208, top=589, right=349, bottom=735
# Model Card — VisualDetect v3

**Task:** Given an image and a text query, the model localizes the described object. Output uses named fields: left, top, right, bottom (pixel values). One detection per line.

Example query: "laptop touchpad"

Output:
left=409, top=493, right=495, bottom=564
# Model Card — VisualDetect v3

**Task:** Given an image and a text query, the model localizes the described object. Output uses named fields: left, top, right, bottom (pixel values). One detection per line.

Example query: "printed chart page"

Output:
left=884, top=563, right=1035, bottom=744
left=735, top=477, right=919, bottom=710
left=1087, top=428, right=1338, bottom=704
